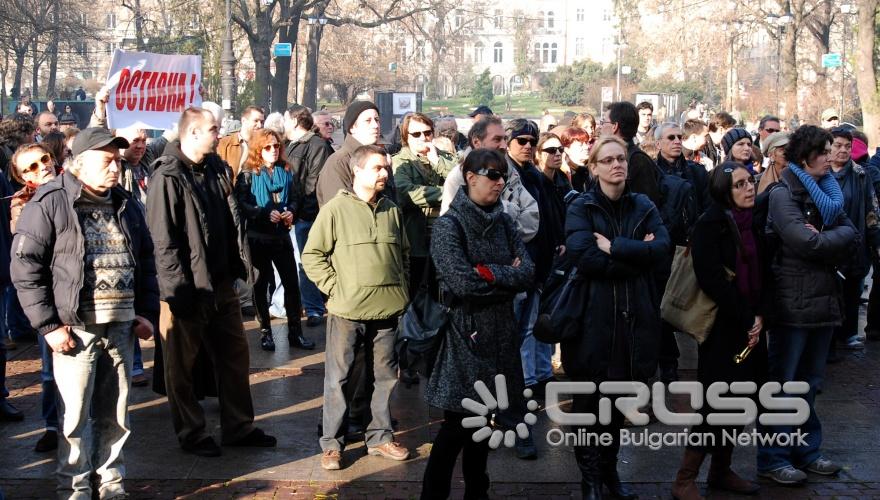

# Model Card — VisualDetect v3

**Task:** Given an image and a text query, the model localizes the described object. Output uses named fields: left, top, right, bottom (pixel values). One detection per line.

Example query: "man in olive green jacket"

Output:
left=302, top=145, right=410, bottom=471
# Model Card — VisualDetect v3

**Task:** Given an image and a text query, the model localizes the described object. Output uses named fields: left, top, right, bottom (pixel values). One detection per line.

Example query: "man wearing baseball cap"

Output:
left=821, top=108, right=840, bottom=129
left=11, top=127, right=159, bottom=499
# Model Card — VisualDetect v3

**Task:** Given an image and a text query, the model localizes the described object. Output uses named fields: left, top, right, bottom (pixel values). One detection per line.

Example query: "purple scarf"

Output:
left=731, top=208, right=761, bottom=306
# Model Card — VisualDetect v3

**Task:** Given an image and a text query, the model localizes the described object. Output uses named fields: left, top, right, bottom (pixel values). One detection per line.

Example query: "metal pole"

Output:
left=615, top=24, right=621, bottom=101
left=776, top=28, right=781, bottom=115
left=220, top=0, right=236, bottom=114
left=841, top=18, right=846, bottom=118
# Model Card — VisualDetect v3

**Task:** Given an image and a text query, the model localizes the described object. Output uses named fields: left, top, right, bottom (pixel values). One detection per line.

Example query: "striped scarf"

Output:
left=788, top=162, right=844, bottom=226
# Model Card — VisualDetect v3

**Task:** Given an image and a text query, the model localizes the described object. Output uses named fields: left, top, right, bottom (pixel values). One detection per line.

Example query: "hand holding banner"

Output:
left=105, top=49, right=202, bottom=130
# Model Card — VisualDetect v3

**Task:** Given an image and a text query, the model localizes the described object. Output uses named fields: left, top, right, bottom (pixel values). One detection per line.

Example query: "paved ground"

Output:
left=1, top=310, right=879, bottom=499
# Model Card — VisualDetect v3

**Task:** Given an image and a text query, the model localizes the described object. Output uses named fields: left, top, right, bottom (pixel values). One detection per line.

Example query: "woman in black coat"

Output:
left=671, top=162, right=767, bottom=499
left=563, top=136, right=671, bottom=500
left=757, top=125, right=857, bottom=485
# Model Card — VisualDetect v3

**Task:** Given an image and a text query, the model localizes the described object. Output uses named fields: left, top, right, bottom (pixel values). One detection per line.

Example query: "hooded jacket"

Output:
left=11, top=172, right=159, bottom=334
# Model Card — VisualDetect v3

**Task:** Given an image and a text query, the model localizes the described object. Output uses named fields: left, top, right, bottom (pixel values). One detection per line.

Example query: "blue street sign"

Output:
left=822, top=53, right=842, bottom=68
left=273, top=43, right=293, bottom=57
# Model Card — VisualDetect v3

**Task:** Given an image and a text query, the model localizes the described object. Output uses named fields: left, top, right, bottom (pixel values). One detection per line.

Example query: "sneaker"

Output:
left=804, top=457, right=841, bottom=476
left=321, top=450, right=342, bottom=470
left=758, top=465, right=807, bottom=485
left=367, top=441, right=410, bottom=461
left=34, top=430, right=58, bottom=452
left=839, top=335, right=865, bottom=350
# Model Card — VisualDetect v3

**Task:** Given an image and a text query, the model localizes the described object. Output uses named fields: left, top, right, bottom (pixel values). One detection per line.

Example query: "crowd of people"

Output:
left=0, top=92, right=875, bottom=500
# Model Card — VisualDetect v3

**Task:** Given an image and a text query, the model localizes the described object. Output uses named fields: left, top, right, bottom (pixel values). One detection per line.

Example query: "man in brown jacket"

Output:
left=217, top=105, right=265, bottom=180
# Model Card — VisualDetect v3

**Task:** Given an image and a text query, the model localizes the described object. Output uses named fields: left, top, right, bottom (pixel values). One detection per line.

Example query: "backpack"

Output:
left=632, top=149, right=697, bottom=246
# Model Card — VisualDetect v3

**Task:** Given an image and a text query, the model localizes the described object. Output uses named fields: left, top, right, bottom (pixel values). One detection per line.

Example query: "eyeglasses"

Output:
left=764, top=128, right=781, bottom=134
left=22, top=154, right=52, bottom=174
left=733, top=176, right=757, bottom=190
left=263, top=144, right=280, bottom=152
left=514, top=137, right=537, bottom=147
left=409, top=130, right=434, bottom=139
left=665, top=134, right=683, bottom=141
left=542, top=146, right=564, bottom=155
left=596, top=155, right=627, bottom=166
left=475, top=168, right=506, bottom=181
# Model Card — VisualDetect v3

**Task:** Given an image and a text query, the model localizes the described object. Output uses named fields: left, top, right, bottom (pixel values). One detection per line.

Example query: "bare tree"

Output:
left=855, top=0, right=879, bottom=146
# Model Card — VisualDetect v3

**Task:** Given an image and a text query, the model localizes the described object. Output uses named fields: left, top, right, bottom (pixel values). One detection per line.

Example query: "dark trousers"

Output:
left=659, top=320, right=680, bottom=376
left=421, top=410, right=490, bottom=500
left=250, top=236, right=302, bottom=332
left=833, top=274, right=863, bottom=343
left=159, top=280, right=256, bottom=445
left=866, top=266, right=880, bottom=334
left=571, top=386, right=627, bottom=480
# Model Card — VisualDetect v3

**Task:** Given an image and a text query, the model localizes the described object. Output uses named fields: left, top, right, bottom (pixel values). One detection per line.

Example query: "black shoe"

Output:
left=0, top=400, right=23, bottom=421
left=581, top=476, right=604, bottom=500
left=181, top=436, right=222, bottom=457
left=515, top=435, right=537, bottom=460
left=289, top=332, right=316, bottom=350
left=260, top=329, right=276, bottom=351
left=306, top=315, right=324, bottom=327
left=241, top=306, right=257, bottom=317
left=601, top=466, right=638, bottom=499
left=226, top=428, right=277, bottom=447
left=34, top=430, right=58, bottom=452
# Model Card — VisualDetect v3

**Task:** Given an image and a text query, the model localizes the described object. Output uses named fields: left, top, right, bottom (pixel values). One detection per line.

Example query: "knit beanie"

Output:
left=722, top=127, right=752, bottom=155
left=853, top=138, right=869, bottom=162
left=505, top=118, right=540, bottom=142
left=342, top=101, right=380, bottom=136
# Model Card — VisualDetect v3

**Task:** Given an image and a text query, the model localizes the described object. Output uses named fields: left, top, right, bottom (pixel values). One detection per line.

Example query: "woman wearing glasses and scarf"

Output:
left=234, top=128, right=314, bottom=352
left=563, top=136, right=670, bottom=500
left=756, top=125, right=857, bottom=485
left=671, top=161, right=768, bottom=499
left=421, top=149, right=534, bottom=499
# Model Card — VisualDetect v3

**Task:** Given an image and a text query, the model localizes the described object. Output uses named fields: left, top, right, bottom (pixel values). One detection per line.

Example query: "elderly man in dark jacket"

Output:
left=146, top=107, right=275, bottom=458
left=11, top=127, right=159, bottom=499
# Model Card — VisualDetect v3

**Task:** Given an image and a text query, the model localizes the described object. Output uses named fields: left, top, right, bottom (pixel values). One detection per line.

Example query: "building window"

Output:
left=75, top=41, right=88, bottom=56
left=534, top=43, right=540, bottom=62
left=493, top=42, right=503, bottom=63
left=474, top=42, right=484, bottom=63
left=106, top=13, right=116, bottom=28
left=603, top=10, right=612, bottom=22
left=551, top=42, right=558, bottom=63
left=475, top=16, right=483, bottom=29
left=398, top=41, right=407, bottom=60
left=188, top=13, right=200, bottom=30
left=455, top=9, right=464, bottom=28
left=537, top=11, right=544, bottom=28
left=416, top=40, right=426, bottom=61
left=79, top=13, right=88, bottom=25
left=547, top=11, right=555, bottom=28
left=494, top=10, right=503, bottom=28
left=105, top=42, right=118, bottom=54
left=454, top=46, right=464, bottom=63
left=575, top=37, right=584, bottom=57
left=577, top=9, right=584, bottom=22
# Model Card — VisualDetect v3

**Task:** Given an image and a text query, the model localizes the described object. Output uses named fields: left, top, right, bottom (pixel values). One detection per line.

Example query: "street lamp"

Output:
left=840, top=4, right=854, bottom=118
left=766, top=13, right=792, bottom=115
left=220, top=0, right=237, bottom=113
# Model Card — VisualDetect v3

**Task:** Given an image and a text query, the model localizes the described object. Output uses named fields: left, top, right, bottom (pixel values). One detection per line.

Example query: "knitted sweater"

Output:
left=75, top=189, right=136, bottom=324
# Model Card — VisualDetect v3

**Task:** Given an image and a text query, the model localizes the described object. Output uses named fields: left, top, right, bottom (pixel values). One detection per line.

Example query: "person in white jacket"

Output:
left=440, top=116, right=539, bottom=243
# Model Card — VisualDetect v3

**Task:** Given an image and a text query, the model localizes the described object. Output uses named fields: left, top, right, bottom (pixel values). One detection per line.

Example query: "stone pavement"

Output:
left=1, top=313, right=878, bottom=499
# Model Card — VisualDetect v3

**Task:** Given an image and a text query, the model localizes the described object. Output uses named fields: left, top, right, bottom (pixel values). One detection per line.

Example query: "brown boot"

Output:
left=671, top=449, right=706, bottom=500
left=708, top=447, right=760, bottom=495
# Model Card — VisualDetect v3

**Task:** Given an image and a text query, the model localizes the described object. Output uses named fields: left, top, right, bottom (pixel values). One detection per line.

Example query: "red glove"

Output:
left=475, top=264, right=495, bottom=284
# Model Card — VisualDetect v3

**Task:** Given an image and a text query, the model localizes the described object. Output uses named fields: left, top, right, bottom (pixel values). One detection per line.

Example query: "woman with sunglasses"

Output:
left=671, top=161, right=767, bottom=499
left=756, top=125, right=856, bottom=485
left=234, top=128, right=313, bottom=352
left=535, top=132, right=571, bottom=254
left=560, top=127, right=593, bottom=193
left=421, top=149, right=534, bottom=500
left=563, top=136, right=670, bottom=499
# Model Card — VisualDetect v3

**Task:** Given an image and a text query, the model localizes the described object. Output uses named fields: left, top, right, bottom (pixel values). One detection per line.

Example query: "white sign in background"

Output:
left=105, top=49, right=202, bottom=130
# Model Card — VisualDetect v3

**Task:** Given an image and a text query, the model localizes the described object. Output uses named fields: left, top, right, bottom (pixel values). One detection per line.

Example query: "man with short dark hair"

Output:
left=35, top=111, right=59, bottom=140
left=636, top=101, right=654, bottom=144
left=682, top=119, right=712, bottom=168
left=13, top=127, right=159, bottom=498
left=217, top=105, right=265, bottom=179
left=304, top=144, right=410, bottom=471
left=147, top=107, right=276, bottom=457
left=468, top=105, right=493, bottom=124
left=706, top=111, right=736, bottom=164
left=602, top=101, right=660, bottom=205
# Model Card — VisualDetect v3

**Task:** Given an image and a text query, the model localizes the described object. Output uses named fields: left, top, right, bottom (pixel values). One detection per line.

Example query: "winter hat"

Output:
left=853, top=138, right=869, bottom=162
left=342, top=100, right=379, bottom=136
left=505, top=118, right=540, bottom=142
left=722, top=127, right=752, bottom=155
left=760, top=131, right=790, bottom=157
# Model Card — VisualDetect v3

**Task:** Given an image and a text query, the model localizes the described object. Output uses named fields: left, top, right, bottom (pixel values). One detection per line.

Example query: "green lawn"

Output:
left=423, top=94, right=593, bottom=119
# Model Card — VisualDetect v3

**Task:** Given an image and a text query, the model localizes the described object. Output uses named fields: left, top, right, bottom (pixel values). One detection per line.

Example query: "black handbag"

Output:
left=533, top=265, right=589, bottom=343
left=395, top=256, right=448, bottom=379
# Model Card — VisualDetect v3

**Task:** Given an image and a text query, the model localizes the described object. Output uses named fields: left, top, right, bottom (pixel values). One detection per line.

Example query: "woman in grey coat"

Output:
left=421, top=149, right=534, bottom=500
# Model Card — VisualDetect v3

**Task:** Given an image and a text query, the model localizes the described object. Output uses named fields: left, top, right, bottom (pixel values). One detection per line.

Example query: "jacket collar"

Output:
left=341, top=134, right=364, bottom=153
left=36, top=171, right=131, bottom=209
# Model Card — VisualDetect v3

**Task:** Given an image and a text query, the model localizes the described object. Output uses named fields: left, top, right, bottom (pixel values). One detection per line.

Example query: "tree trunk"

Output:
left=12, top=49, right=26, bottom=99
left=251, top=43, right=272, bottom=110
left=135, top=0, right=146, bottom=51
left=780, top=23, right=798, bottom=115
left=270, top=13, right=301, bottom=112
left=856, top=0, right=880, bottom=147
left=46, top=0, right=60, bottom=98
left=302, top=2, right=328, bottom=111
left=31, top=41, right=40, bottom=99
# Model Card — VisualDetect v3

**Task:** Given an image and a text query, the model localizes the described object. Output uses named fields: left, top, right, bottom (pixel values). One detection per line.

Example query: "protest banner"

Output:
left=105, top=49, right=202, bottom=130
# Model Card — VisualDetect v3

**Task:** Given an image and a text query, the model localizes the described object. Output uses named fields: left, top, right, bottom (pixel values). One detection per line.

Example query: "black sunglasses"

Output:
left=764, top=128, right=781, bottom=134
left=409, top=130, right=434, bottom=139
left=666, top=134, right=683, bottom=141
left=514, top=137, right=537, bottom=147
left=23, top=153, right=52, bottom=173
left=476, top=168, right=506, bottom=181
left=542, top=146, right=564, bottom=155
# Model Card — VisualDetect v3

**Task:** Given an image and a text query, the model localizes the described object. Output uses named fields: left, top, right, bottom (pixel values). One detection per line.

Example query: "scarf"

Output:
left=250, top=164, right=292, bottom=209
left=788, top=163, right=844, bottom=226
left=731, top=208, right=761, bottom=306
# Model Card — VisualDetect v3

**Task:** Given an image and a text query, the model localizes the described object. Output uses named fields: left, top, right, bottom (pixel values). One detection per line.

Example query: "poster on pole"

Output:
left=105, top=49, right=202, bottom=130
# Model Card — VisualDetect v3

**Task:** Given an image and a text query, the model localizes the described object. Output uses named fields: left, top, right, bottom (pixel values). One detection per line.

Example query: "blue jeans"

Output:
left=515, top=290, right=553, bottom=387
left=757, top=326, right=833, bottom=473
left=293, top=219, right=325, bottom=318
left=132, top=340, right=143, bottom=377
left=37, top=334, right=59, bottom=430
